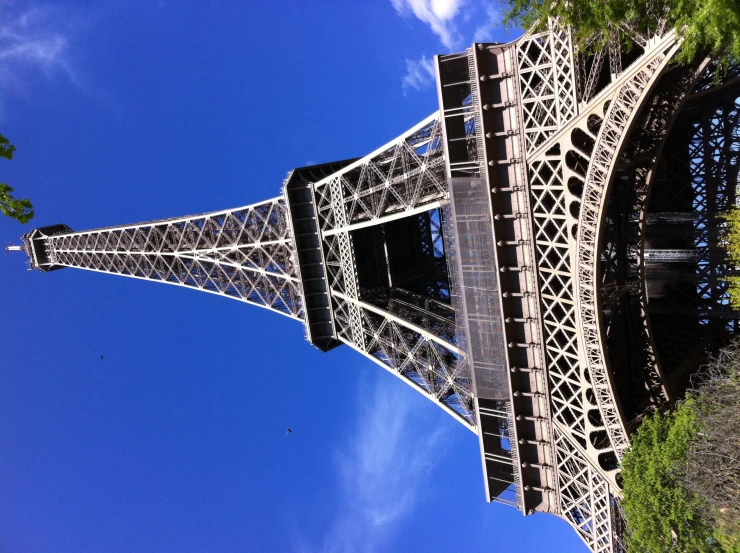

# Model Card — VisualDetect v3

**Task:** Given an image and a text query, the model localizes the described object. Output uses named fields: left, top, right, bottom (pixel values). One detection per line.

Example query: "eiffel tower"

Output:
left=10, top=22, right=740, bottom=553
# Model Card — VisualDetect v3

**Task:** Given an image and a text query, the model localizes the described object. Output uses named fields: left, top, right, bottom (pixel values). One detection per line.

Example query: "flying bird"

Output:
left=100, top=355, right=104, bottom=360
left=286, top=428, right=292, bottom=434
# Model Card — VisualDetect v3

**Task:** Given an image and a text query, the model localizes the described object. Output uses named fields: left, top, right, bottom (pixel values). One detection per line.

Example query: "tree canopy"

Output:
left=620, top=401, right=717, bottom=552
left=620, top=343, right=740, bottom=552
left=678, top=345, right=740, bottom=552
left=0, top=134, right=34, bottom=224
left=502, top=0, right=740, bottom=66
left=721, top=208, right=740, bottom=309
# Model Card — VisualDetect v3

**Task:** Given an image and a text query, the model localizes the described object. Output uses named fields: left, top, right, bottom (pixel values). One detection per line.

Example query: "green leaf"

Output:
left=0, top=134, right=16, bottom=160
left=500, top=0, right=740, bottom=66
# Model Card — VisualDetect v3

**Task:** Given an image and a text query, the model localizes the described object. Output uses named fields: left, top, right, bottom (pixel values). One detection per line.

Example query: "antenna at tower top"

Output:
left=5, top=243, right=24, bottom=252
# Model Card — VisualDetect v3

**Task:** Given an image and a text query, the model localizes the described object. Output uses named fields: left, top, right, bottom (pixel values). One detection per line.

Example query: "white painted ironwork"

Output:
left=577, top=34, right=679, bottom=460
left=516, top=22, right=578, bottom=154
left=47, top=198, right=304, bottom=319
left=643, top=249, right=698, bottom=262
left=314, top=114, right=447, bottom=233
left=554, top=425, right=614, bottom=553
left=334, top=289, right=476, bottom=427
left=316, top=115, right=476, bottom=427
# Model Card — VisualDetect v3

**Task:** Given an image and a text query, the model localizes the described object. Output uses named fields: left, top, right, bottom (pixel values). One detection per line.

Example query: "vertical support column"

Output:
left=327, top=175, right=365, bottom=350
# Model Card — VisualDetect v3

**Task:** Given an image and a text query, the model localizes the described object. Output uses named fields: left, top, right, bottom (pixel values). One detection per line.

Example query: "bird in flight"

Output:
left=100, top=355, right=104, bottom=360
left=286, top=428, right=292, bottom=435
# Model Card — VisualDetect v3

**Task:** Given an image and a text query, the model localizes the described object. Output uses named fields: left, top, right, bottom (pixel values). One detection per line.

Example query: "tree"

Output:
left=678, top=344, right=740, bottom=552
left=501, top=0, right=740, bottom=67
left=620, top=339, right=740, bottom=552
left=620, top=402, right=719, bottom=552
left=0, top=134, right=34, bottom=224
left=721, top=208, right=740, bottom=309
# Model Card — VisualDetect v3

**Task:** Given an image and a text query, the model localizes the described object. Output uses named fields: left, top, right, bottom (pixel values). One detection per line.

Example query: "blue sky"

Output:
left=0, top=2, right=586, bottom=552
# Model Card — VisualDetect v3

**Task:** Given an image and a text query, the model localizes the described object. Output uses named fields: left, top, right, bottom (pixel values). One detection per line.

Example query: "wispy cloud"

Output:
left=392, top=0, right=507, bottom=93
left=391, top=0, right=465, bottom=50
left=307, top=375, right=450, bottom=553
left=402, top=55, right=435, bottom=95
left=0, top=4, right=99, bottom=117
left=473, top=4, right=500, bottom=43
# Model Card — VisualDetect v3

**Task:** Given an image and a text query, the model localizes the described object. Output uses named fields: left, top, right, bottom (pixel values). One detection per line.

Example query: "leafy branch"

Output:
left=0, top=134, right=34, bottom=224
left=500, top=0, right=740, bottom=67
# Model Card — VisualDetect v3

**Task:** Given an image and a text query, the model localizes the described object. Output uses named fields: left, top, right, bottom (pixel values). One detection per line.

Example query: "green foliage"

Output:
left=620, top=345, right=740, bottom=551
left=0, top=134, right=34, bottom=224
left=678, top=348, right=740, bottom=552
left=716, top=526, right=740, bottom=553
left=721, top=208, right=740, bottom=309
left=0, top=134, right=16, bottom=160
left=501, top=0, right=740, bottom=66
left=621, top=402, right=719, bottom=552
left=0, top=183, right=34, bottom=224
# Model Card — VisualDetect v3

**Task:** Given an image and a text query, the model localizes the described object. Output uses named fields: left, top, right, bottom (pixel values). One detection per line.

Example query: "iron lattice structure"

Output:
left=42, top=200, right=303, bottom=318
left=14, top=20, right=740, bottom=553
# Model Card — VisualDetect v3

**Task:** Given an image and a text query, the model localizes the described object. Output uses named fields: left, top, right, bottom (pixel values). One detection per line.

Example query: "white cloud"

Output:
left=0, top=5, right=96, bottom=116
left=401, top=55, right=436, bottom=94
left=390, top=0, right=465, bottom=50
left=391, top=0, right=507, bottom=94
left=310, top=375, right=450, bottom=553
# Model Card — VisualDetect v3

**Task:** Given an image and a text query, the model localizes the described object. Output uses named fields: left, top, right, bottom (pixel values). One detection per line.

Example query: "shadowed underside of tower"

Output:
left=14, top=20, right=740, bottom=553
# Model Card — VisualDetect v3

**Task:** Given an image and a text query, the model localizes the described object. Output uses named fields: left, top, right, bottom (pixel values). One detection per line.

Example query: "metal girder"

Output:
left=517, top=23, right=578, bottom=153
left=330, top=288, right=475, bottom=427
left=553, top=425, right=614, bottom=553
left=577, top=34, right=680, bottom=461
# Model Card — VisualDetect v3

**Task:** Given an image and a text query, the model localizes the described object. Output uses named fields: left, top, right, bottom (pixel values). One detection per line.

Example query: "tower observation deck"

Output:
left=11, top=21, right=740, bottom=553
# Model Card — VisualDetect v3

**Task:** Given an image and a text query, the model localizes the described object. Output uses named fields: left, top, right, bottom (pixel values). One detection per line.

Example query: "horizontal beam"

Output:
left=322, top=201, right=443, bottom=236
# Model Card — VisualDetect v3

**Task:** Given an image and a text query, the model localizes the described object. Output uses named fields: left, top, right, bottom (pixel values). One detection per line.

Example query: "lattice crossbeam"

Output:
left=554, top=425, right=614, bottom=553
left=332, top=290, right=475, bottom=426
left=314, top=114, right=448, bottom=233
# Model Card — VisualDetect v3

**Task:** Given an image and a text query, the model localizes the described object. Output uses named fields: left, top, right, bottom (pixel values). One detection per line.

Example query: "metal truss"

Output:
left=314, top=114, right=447, bottom=235
left=516, top=21, right=578, bottom=154
left=47, top=198, right=304, bottom=319
left=310, top=114, right=475, bottom=427
left=331, top=282, right=475, bottom=425
left=553, top=425, right=614, bottom=553
left=519, top=31, right=677, bottom=479
left=416, top=209, right=451, bottom=301
left=640, top=75, right=740, bottom=387
left=687, top=92, right=740, bottom=320
left=434, top=21, right=694, bottom=552
left=461, top=42, right=556, bottom=512
left=597, top=60, right=709, bottom=420
left=572, top=24, right=648, bottom=106
left=511, top=21, right=697, bottom=552
left=643, top=249, right=699, bottom=262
